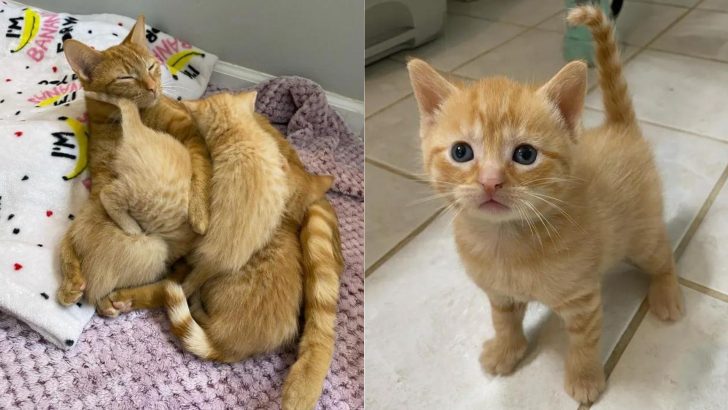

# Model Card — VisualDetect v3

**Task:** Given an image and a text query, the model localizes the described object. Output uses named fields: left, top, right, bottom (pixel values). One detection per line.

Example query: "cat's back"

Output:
left=576, top=122, right=664, bottom=230
left=115, top=126, right=192, bottom=182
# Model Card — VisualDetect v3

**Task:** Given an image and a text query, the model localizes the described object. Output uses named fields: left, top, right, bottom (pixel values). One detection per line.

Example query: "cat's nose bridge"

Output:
left=142, top=76, right=156, bottom=91
left=479, top=162, right=504, bottom=193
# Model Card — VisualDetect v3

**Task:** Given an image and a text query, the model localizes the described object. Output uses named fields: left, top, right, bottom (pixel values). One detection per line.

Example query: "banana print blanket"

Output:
left=0, top=0, right=217, bottom=349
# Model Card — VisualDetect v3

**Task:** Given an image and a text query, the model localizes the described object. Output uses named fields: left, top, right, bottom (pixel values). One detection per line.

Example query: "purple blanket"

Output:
left=0, top=77, right=364, bottom=409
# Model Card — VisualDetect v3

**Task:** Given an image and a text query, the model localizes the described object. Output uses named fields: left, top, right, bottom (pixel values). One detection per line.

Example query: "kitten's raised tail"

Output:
left=164, top=281, right=223, bottom=361
left=567, top=6, right=636, bottom=127
left=282, top=198, right=344, bottom=410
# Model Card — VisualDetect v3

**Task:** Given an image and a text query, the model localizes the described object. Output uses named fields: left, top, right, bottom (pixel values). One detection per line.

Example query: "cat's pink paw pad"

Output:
left=97, top=305, right=119, bottom=318
left=111, top=299, right=132, bottom=312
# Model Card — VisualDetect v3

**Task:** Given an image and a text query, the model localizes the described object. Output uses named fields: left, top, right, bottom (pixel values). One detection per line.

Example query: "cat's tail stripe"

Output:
left=567, top=5, right=636, bottom=126
left=282, top=198, right=344, bottom=410
left=164, top=281, right=221, bottom=361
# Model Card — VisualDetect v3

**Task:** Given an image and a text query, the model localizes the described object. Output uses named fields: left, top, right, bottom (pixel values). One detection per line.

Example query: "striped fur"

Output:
left=164, top=281, right=222, bottom=361
left=282, top=199, right=344, bottom=410
left=57, top=16, right=210, bottom=309
left=567, top=5, right=637, bottom=126
left=95, top=92, right=343, bottom=409
left=408, top=4, right=683, bottom=405
left=159, top=199, right=344, bottom=410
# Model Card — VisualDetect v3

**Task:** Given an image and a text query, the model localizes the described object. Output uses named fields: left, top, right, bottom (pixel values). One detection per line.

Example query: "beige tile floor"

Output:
left=365, top=0, right=728, bottom=408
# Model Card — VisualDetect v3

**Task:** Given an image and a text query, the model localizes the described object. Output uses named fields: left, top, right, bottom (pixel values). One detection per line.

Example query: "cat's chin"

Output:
left=138, top=94, right=161, bottom=108
left=464, top=203, right=518, bottom=223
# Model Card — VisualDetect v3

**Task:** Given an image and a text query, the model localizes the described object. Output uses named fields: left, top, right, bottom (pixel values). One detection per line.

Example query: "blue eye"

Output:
left=451, top=142, right=474, bottom=162
left=513, top=144, right=537, bottom=165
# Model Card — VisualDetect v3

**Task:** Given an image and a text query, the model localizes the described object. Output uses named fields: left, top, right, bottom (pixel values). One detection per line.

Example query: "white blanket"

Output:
left=0, top=1, right=218, bottom=349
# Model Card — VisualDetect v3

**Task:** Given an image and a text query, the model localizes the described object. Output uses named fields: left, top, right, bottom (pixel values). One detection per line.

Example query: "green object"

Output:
left=563, top=0, right=612, bottom=66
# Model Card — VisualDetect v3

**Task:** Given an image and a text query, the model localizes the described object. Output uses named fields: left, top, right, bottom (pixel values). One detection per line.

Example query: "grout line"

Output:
left=643, top=46, right=728, bottom=66
left=449, top=10, right=564, bottom=74
left=599, top=161, right=728, bottom=396
left=445, top=11, right=534, bottom=29
left=584, top=2, right=696, bottom=95
left=603, top=299, right=650, bottom=379
left=679, top=277, right=728, bottom=303
left=696, top=6, right=728, bottom=14
left=366, top=92, right=413, bottom=120
left=583, top=107, right=728, bottom=146
left=628, top=0, right=691, bottom=8
left=595, top=0, right=717, bottom=388
left=365, top=158, right=427, bottom=184
left=674, top=163, right=728, bottom=260
left=365, top=208, right=445, bottom=278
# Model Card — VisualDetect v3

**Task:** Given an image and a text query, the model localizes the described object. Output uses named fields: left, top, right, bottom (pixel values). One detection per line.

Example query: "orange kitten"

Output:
left=407, top=5, right=683, bottom=404
left=99, top=92, right=344, bottom=410
left=57, top=16, right=211, bottom=308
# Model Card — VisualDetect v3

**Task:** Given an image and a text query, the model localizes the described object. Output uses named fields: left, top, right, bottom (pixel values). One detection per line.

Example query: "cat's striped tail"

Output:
left=164, top=281, right=224, bottom=361
left=282, top=198, right=344, bottom=410
left=567, top=5, right=636, bottom=126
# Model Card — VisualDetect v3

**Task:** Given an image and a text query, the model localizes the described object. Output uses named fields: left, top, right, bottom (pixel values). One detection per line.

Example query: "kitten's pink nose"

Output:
left=481, top=178, right=503, bottom=196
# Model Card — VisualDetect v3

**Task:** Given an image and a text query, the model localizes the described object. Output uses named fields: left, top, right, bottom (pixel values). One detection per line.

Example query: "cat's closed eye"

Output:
left=115, top=75, right=135, bottom=81
left=148, top=62, right=156, bottom=71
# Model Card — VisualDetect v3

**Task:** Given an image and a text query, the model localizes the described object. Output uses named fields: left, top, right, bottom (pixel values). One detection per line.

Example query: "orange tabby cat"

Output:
left=99, top=92, right=344, bottom=410
left=56, top=16, right=211, bottom=307
left=407, top=5, right=683, bottom=404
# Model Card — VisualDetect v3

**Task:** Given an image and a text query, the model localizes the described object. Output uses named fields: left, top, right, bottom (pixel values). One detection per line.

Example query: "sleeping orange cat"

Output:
left=407, top=5, right=683, bottom=404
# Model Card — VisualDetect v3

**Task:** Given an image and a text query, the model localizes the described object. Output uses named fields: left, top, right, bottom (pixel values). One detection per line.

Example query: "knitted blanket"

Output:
left=0, top=77, right=364, bottom=409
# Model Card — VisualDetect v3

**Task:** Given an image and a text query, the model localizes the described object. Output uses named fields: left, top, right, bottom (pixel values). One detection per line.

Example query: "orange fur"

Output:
left=56, top=16, right=211, bottom=309
left=407, top=5, right=683, bottom=404
left=104, top=92, right=343, bottom=410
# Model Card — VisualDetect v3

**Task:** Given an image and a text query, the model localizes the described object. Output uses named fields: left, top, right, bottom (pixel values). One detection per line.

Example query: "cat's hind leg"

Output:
left=97, top=260, right=190, bottom=316
left=99, top=182, right=143, bottom=235
left=57, top=231, right=86, bottom=305
left=480, top=292, right=529, bottom=375
left=628, top=226, right=684, bottom=321
left=97, top=281, right=167, bottom=316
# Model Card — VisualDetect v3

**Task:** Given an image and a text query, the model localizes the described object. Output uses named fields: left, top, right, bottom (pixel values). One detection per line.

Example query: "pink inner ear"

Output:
left=556, top=86, right=583, bottom=131
left=408, top=60, right=456, bottom=124
left=541, top=63, right=587, bottom=132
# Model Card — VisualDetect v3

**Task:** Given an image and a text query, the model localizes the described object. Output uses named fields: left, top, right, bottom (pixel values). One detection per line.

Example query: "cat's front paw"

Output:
left=648, top=275, right=684, bottom=321
left=188, top=198, right=209, bottom=235
left=480, top=336, right=528, bottom=375
left=96, top=291, right=133, bottom=317
left=56, top=276, right=85, bottom=306
left=564, top=360, right=605, bottom=404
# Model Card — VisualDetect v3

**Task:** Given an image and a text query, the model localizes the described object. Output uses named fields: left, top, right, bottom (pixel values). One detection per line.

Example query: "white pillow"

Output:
left=0, top=0, right=218, bottom=121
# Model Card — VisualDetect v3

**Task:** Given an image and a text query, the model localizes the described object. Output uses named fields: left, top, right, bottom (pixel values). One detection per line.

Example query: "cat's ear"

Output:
left=123, top=15, right=147, bottom=46
left=538, top=61, right=587, bottom=133
left=407, top=58, right=457, bottom=126
left=234, top=91, right=257, bottom=113
left=63, top=39, right=103, bottom=81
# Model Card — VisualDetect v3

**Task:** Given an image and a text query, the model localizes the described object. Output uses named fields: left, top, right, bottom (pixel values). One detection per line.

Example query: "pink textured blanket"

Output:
left=0, top=77, right=364, bottom=409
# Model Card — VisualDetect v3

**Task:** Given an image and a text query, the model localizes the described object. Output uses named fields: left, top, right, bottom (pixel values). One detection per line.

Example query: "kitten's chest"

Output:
left=455, top=238, right=541, bottom=301
left=453, top=223, right=574, bottom=303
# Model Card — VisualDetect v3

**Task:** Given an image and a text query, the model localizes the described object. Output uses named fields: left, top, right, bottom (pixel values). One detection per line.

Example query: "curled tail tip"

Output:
left=566, top=5, right=605, bottom=26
